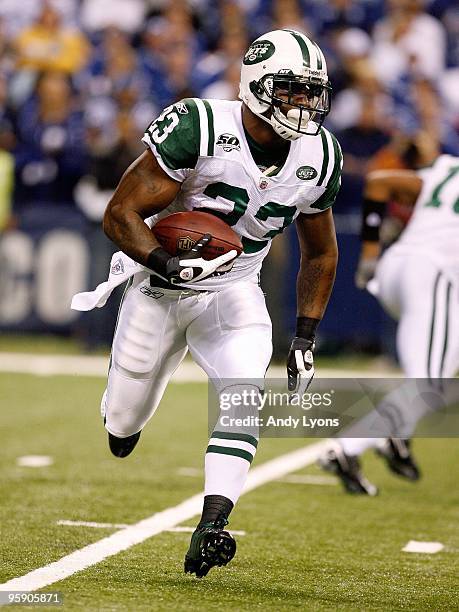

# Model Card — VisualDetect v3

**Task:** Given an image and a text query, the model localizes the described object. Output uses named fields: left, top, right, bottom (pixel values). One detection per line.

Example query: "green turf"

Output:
left=0, top=332, right=396, bottom=374
left=0, top=374, right=457, bottom=611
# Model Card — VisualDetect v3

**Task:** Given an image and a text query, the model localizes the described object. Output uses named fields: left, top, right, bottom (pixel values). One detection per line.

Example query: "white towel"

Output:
left=71, top=251, right=142, bottom=311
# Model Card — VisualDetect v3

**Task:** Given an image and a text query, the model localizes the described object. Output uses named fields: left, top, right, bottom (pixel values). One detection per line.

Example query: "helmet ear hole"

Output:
left=249, top=80, right=264, bottom=96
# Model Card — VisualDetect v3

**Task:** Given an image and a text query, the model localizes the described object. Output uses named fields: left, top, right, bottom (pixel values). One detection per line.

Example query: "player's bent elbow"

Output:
left=103, top=200, right=123, bottom=241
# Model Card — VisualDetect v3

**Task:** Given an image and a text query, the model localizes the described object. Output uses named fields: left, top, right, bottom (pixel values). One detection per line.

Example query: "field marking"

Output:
left=0, top=440, right=328, bottom=592
left=402, top=541, right=444, bottom=554
left=0, top=351, right=396, bottom=380
left=176, top=467, right=337, bottom=487
left=16, top=455, right=53, bottom=468
left=56, top=521, right=246, bottom=536
left=278, top=474, right=337, bottom=486
left=168, top=526, right=246, bottom=536
left=176, top=467, right=201, bottom=477
left=57, top=520, right=130, bottom=529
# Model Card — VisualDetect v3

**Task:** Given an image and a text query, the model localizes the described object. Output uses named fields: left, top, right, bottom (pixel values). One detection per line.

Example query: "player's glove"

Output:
left=355, top=257, right=378, bottom=290
left=287, top=337, right=315, bottom=396
left=147, top=234, right=237, bottom=284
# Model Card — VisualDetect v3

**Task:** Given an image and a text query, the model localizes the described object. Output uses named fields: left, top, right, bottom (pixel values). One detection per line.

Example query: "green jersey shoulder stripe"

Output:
left=202, top=100, right=215, bottom=156
left=194, top=98, right=215, bottom=157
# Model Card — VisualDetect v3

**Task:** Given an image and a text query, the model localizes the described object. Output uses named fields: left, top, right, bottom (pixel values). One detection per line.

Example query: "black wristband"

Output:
left=146, top=247, right=171, bottom=277
left=295, top=317, right=320, bottom=339
left=361, top=197, right=387, bottom=242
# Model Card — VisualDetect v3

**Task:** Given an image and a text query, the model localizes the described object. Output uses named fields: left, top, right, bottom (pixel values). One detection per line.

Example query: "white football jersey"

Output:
left=392, top=154, right=459, bottom=279
left=141, top=98, right=342, bottom=290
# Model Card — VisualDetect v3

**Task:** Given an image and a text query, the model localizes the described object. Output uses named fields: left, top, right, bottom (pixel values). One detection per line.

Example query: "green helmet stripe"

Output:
left=285, top=29, right=310, bottom=69
left=311, top=40, right=323, bottom=70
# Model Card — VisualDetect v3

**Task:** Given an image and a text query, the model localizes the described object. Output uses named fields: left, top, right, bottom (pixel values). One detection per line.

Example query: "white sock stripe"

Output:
left=194, top=98, right=208, bottom=157
left=208, top=438, right=256, bottom=455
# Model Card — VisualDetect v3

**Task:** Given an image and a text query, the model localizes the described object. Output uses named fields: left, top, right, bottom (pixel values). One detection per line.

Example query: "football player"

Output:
left=319, top=155, right=459, bottom=495
left=72, top=30, right=341, bottom=575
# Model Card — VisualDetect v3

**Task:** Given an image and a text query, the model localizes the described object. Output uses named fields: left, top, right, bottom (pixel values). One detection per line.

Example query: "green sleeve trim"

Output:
left=202, top=99, right=215, bottom=156
left=144, top=99, right=200, bottom=171
left=311, top=132, right=342, bottom=211
left=317, top=128, right=329, bottom=186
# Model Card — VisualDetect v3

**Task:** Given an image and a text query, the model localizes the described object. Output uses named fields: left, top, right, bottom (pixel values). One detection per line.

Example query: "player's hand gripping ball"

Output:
left=152, top=211, right=243, bottom=283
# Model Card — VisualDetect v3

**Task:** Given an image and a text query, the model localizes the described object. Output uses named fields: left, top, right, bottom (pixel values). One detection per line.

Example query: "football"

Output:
left=152, top=211, right=243, bottom=260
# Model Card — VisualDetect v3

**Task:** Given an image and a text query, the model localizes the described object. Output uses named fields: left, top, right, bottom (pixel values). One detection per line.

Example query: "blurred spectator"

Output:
left=303, top=0, right=386, bottom=36
left=13, top=2, right=89, bottom=74
left=0, top=72, right=16, bottom=151
left=0, top=149, right=14, bottom=231
left=202, top=60, right=240, bottom=100
left=334, top=88, right=390, bottom=214
left=372, top=0, right=446, bottom=84
left=13, top=71, right=87, bottom=211
left=140, top=7, right=198, bottom=108
left=194, top=29, right=248, bottom=93
left=74, top=104, right=142, bottom=350
left=84, top=27, right=149, bottom=101
left=272, top=0, right=309, bottom=32
left=80, top=0, right=147, bottom=35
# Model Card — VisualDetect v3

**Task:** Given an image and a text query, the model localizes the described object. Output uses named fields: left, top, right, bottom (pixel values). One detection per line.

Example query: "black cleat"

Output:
left=108, top=431, right=141, bottom=458
left=318, top=447, right=378, bottom=496
left=376, top=438, right=421, bottom=481
left=184, top=516, right=236, bottom=578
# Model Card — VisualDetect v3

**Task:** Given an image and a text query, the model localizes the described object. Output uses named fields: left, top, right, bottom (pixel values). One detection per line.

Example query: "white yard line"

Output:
left=167, top=527, right=246, bottom=536
left=177, top=467, right=337, bottom=486
left=0, top=440, right=329, bottom=592
left=176, top=467, right=202, bottom=477
left=56, top=521, right=246, bottom=536
left=0, top=352, right=397, bottom=380
left=57, top=520, right=131, bottom=529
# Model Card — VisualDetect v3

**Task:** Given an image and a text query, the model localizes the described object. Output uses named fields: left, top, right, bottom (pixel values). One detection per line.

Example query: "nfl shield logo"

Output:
left=111, top=257, right=124, bottom=275
left=177, top=236, right=195, bottom=251
left=259, top=177, right=269, bottom=190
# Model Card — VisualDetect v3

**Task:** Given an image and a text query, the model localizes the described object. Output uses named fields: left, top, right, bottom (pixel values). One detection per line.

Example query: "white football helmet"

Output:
left=239, top=29, right=331, bottom=140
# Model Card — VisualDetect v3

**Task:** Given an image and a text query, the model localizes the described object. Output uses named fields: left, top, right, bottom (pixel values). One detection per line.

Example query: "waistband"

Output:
left=149, top=274, right=208, bottom=294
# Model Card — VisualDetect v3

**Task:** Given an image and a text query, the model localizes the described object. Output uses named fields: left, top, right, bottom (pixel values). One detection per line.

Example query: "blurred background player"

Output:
left=319, top=153, right=459, bottom=494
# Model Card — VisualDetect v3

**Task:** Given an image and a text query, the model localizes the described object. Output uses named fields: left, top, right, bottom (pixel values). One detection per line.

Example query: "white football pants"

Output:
left=340, top=249, right=459, bottom=455
left=103, top=273, right=272, bottom=438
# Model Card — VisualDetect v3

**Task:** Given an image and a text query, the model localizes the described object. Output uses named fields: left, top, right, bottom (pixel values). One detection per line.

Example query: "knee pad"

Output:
left=114, top=305, right=161, bottom=376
